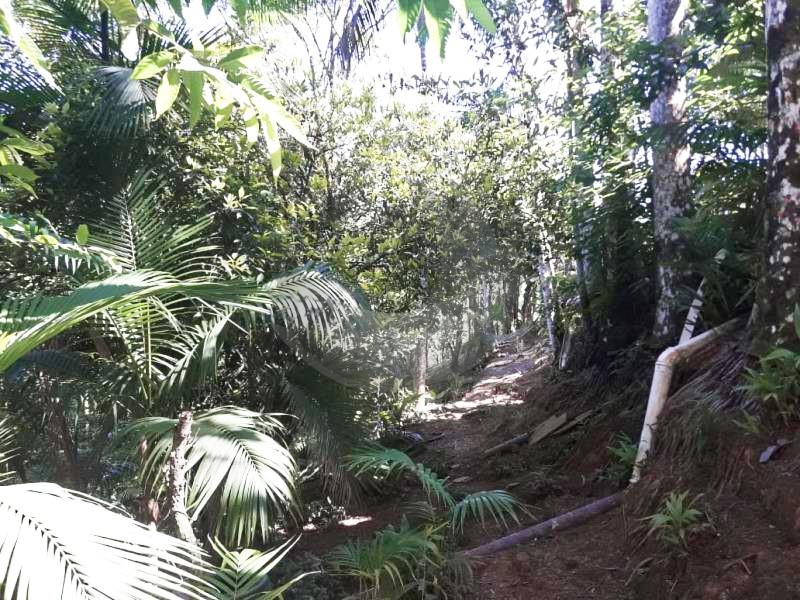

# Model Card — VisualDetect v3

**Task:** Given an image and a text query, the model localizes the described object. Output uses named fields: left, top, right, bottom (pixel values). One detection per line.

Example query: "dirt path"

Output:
left=296, top=341, right=800, bottom=599
left=413, top=344, right=634, bottom=598
left=417, top=344, right=545, bottom=468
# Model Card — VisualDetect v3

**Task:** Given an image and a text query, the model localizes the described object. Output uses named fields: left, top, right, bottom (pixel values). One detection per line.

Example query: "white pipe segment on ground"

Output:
left=629, top=316, right=743, bottom=483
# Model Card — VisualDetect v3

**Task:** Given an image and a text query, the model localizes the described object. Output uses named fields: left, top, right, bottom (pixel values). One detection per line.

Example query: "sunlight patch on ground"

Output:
left=338, top=515, right=373, bottom=527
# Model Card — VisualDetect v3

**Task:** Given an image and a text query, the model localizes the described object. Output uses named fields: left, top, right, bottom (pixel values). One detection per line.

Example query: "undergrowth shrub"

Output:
left=743, top=305, right=800, bottom=422
left=329, top=446, right=528, bottom=598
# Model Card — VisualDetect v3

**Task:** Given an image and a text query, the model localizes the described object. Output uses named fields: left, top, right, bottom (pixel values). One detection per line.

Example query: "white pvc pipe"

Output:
left=630, top=317, right=742, bottom=483
left=678, top=250, right=727, bottom=345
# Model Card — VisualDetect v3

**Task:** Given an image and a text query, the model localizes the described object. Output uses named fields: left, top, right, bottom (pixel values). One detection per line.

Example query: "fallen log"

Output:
left=462, top=491, right=624, bottom=557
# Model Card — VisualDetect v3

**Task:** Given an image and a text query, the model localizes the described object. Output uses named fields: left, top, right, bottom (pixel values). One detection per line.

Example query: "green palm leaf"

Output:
left=0, top=270, right=260, bottom=374
left=0, top=483, right=212, bottom=600
left=207, top=536, right=308, bottom=600
left=449, top=490, right=524, bottom=534
left=327, top=520, right=440, bottom=596
left=123, top=406, right=298, bottom=547
left=347, top=446, right=454, bottom=508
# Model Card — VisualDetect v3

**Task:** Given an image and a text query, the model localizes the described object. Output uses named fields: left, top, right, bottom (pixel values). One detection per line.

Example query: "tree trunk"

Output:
left=450, top=307, right=464, bottom=372
left=520, top=276, right=534, bottom=324
left=538, top=253, right=561, bottom=358
left=754, top=0, right=800, bottom=349
left=483, top=280, right=494, bottom=336
left=413, top=335, right=428, bottom=410
left=503, top=275, right=520, bottom=334
left=648, top=0, right=692, bottom=345
left=167, top=411, right=198, bottom=545
left=100, top=10, right=110, bottom=63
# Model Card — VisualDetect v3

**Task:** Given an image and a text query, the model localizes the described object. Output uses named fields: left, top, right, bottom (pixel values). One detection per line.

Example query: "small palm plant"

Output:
left=644, top=490, right=705, bottom=554
left=208, top=536, right=310, bottom=600
left=327, top=518, right=442, bottom=600
left=605, top=432, right=638, bottom=484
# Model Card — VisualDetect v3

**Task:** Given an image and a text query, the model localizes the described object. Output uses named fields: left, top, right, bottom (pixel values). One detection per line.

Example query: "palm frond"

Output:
left=0, top=416, right=17, bottom=483
left=4, top=349, right=89, bottom=383
left=207, top=536, right=308, bottom=600
left=278, top=362, right=368, bottom=504
left=91, top=66, right=157, bottom=140
left=89, top=170, right=218, bottom=277
left=261, top=267, right=363, bottom=342
left=0, top=483, right=212, bottom=600
left=347, top=446, right=454, bottom=507
left=334, top=0, right=390, bottom=75
left=122, top=406, right=298, bottom=547
left=0, top=270, right=261, bottom=374
left=449, top=490, right=525, bottom=534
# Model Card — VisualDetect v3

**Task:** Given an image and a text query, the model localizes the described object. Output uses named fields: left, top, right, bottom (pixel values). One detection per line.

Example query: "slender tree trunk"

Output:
left=100, top=10, right=110, bottom=63
left=413, top=335, right=428, bottom=410
left=520, top=277, right=534, bottom=324
left=167, top=411, right=198, bottom=545
left=469, top=289, right=481, bottom=337
left=648, top=0, right=692, bottom=344
left=483, top=280, right=494, bottom=336
left=538, top=253, right=561, bottom=358
left=503, top=276, right=519, bottom=334
left=562, top=0, right=595, bottom=334
left=39, top=374, right=82, bottom=489
left=754, top=0, right=800, bottom=349
left=450, top=307, right=464, bottom=372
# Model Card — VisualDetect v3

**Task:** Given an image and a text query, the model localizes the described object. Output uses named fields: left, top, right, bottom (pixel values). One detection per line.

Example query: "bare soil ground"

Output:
left=295, top=342, right=800, bottom=599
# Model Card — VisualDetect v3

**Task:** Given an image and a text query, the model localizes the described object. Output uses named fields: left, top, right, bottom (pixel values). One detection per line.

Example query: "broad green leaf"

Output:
left=0, top=0, right=59, bottom=90
left=397, top=0, right=422, bottom=36
left=3, top=137, right=53, bottom=156
left=214, top=103, right=233, bottom=129
left=464, top=0, right=496, bottom=32
left=0, top=164, right=37, bottom=182
left=98, top=0, right=141, bottom=60
left=76, top=224, right=89, bottom=246
left=141, top=18, right=176, bottom=43
left=764, top=348, right=796, bottom=362
left=218, top=45, right=265, bottom=70
left=242, top=107, right=259, bottom=144
left=183, top=72, right=204, bottom=127
left=155, top=69, right=181, bottom=119
left=422, top=0, right=453, bottom=57
left=131, top=50, right=174, bottom=79
left=98, top=0, right=139, bottom=26
left=254, top=97, right=311, bottom=147
left=261, top=116, right=282, bottom=178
